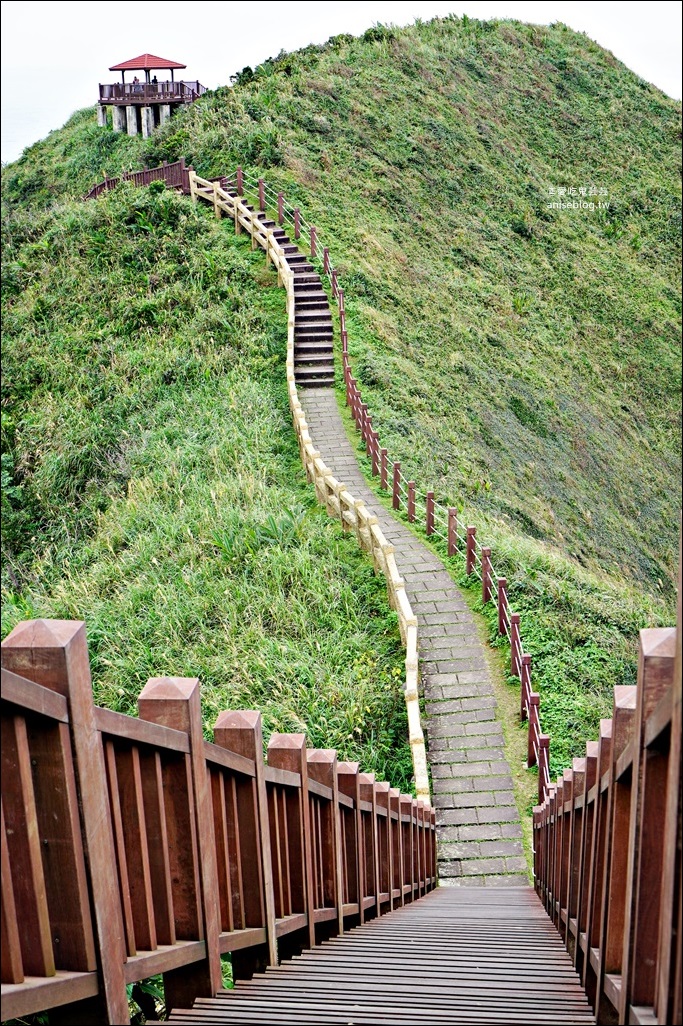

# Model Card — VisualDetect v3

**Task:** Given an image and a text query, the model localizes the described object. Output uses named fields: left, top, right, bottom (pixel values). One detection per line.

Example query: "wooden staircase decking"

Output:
left=168, top=888, right=595, bottom=1025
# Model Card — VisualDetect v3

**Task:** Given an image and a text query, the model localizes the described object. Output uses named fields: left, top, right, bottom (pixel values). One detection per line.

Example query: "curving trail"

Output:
left=190, top=171, right=527, bottom=884
left=301, top=388, right=527, bottom=885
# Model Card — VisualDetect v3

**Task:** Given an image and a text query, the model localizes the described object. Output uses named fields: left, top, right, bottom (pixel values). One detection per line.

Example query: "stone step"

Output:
left=295, top=312, right=332, bottom=324
left=296, top=372, right=335, bottom=388
left=295, top=300, right=330, bottom=313
left=295, top=341, right=334, bottom=354
left=295, top=332, right=334, bottom=345
left=293, top=276, right=323, bottom=289
left=295, top=351, right=335, bottom=365
left=294, top=291, right=329, bottom=304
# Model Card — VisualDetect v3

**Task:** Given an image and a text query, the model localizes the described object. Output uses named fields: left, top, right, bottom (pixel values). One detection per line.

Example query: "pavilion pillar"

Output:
left=160, top=104, right=172, bottom=125
left=141, top=106, right=154, bottom=138
left=97, top=105, right=107, bottom=128
left=126, top=105, right=138, bottom=136
left=112, top=106, right=126, bottom=133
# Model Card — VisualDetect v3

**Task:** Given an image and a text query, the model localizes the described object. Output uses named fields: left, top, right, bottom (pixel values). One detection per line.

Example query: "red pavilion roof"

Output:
left=109, top=54, right=187, bottom=72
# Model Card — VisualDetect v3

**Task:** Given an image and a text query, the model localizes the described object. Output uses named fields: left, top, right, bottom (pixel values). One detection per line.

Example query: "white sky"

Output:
left=1, top=0, right=681, bottom=163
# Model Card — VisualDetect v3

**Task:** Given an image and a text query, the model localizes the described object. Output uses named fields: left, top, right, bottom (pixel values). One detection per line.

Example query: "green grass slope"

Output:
left=2, top=14, right=680, bottom=772
left=1, top=184, right=411, bottom=788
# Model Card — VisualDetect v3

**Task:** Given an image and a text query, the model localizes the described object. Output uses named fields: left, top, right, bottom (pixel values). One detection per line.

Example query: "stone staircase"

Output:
left=224, top=182, right=335, bottom=388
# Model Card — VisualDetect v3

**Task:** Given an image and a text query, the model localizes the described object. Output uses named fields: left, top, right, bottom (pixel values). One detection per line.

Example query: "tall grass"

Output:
left=1, top=185, right=412, bottom=789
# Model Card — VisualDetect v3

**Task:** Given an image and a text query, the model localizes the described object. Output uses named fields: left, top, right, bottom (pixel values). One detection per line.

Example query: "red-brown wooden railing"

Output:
left=1, top=619, right=436, bottom=1025
left=99, top=81, right=206, bottom=104
left=84, top=158, right=193, bottom=200
left=533, top=581, right=681, bottom=1026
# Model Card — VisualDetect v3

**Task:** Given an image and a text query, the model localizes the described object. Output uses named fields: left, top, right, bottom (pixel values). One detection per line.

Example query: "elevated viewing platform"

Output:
left=97, top=53, right=206, bottom=137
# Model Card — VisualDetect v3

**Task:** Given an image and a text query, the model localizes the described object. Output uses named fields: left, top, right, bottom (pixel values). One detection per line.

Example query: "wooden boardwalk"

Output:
left=168, top=888, right=594, bottom=1024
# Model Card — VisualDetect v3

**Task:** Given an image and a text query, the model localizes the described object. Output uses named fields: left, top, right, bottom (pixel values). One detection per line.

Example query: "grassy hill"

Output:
left=2, top=15, right=680, bottom=774
left=1, top=183, right=411, bottom=786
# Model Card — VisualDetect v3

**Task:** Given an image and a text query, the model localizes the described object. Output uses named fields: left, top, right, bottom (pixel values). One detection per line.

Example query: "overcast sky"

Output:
left=1, top=0, right=681, bottom=164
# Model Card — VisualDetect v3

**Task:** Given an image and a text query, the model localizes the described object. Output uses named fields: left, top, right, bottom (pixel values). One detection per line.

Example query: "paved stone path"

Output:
left=301, top=388, right=527, bottom=886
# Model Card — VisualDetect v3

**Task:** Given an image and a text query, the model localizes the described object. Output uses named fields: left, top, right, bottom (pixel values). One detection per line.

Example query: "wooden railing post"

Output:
left=448, top=507, right=458, bottom=556
left=308, top=750, right=344, bottom=937
left=365, top=416, right=373, bottom=456
left=380, top=448, right=388, bottom=490
left=337, top=762, right=363, bottom=923
left=595, top=686, right=638, bottom=1020
left=310, top=225, right=317, bottom=259
left=359, top=774, right=379, bottom=920
left=236, top=166, right=243, bottom=196
left=620, top=628, right=676, bottom=1021
left=407, top=482, right=416, bottom=523
left=213, top=711, right=278, bottom=969
left=481, top=546, right=492, bottom=603
left=392, top=462, right=401, bottom=510
left=1, top=620, right=129, bottom=1025
left=258, top=178, right=265, bottom=211
left=497, top=578, right=507, bottom=636
left=371, top=433, right=380, bottom=477
left=294, top=208, right=301, bottom=241
left=510, top=613, right=521, bottom=678
left=425, top=492, right=434, bottom=536
left=399, top=795, right=414, bottom=903
left=538, top=734, right=550, bottom=803
left=520, top=654, right=532, bottom=720
left=267, top=734, right=316, bottom=949
left=466, top=526, right=476, bottom=576
left=528, top=693, right=540, bottom=765
left=331, top=267, right=338, bottom=297
left=388, top=788, right=404, bottom=906
left=655, top=563, right=681, bottom=1024
left=323, top=247, right=330, bottom=275
left=374, top=783, right=393, bottom=911
left=138, top=677, right=222, bottom=1012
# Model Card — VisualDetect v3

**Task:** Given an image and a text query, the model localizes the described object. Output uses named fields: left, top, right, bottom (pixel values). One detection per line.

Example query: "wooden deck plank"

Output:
left=168, top=887, right=594, bottom=1024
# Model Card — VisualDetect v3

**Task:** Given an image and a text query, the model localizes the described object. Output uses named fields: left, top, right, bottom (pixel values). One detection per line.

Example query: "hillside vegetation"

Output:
left=1, top=184, right=411, bottom=787
left=2, top=15, right=680, bottom=772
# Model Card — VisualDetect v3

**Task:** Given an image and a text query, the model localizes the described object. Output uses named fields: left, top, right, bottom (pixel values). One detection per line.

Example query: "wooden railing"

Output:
left=187, top=169, right=432, bottom=805
left=1, top=619, right=436, bottom=1024
left=532, top=577, right=681, bottom=1026
left=99, top=81, right=206, bottom=104
left=84, top=158, right=193, bottom=200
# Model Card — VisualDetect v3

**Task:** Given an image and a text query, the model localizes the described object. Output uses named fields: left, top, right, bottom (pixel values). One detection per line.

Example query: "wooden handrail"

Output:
left=1, top=620, right=436, bottom=1024
left=532, top=595, right=681, bottom=1025
left=83, top=158, right=193, bottom=200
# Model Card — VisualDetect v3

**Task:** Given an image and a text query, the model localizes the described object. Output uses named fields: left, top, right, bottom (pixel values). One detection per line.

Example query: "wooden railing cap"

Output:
left=614, top=684, right=638, bottom=709
left=337, top=761, right=360, bottom=774
left=268, top=732, right=306, bottom=751
left=2, top=617, right=85, bottom=651
left=2, top=618, right=92, bottom=696
left=640, top=625, right=677, bottom=659
left=140, top=676, right=199, bottom=701
left=214, top=709, right=261, bottom=730
left=307, top=748, right=337, bottom=764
